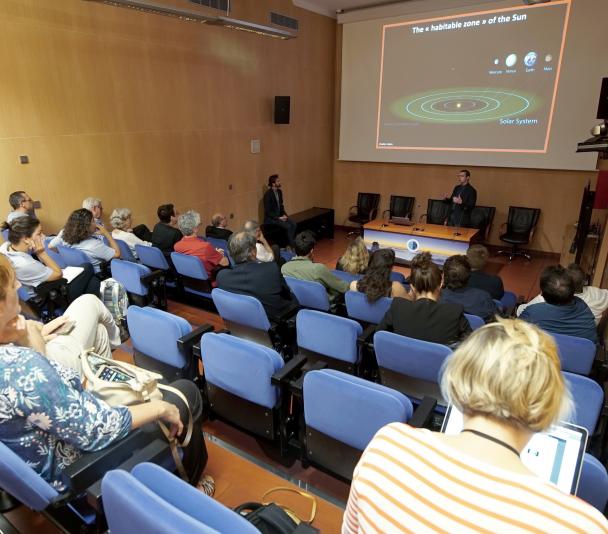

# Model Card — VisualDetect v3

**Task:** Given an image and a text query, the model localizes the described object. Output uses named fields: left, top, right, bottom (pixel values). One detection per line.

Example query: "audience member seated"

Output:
left=466, top=244, right=504, bottom=300
left=150, top=203, right=183, bottom=257
left=216, top=231, right=298, bottom=320
left=6, top=190, right=36, bottom=224
left=518, top=263, right=608, bottom=326
left=205, top=213, right=233, bottom=241
left=281, top=231, right=348, bottom=312
left=49, top=209, right=120, bottom=273
left=0, top=216, right=99, bottom=302
left=344, top=319, right=608, bottom=533
left=82, top=196, right=104, bottom=226
left=349, top=248, right=409, bottom=301
left=243, top=220, right=279, bottom=264
left=0, top=256, right=214, bottom=494
left=377, top=252, right=471, bottom=345
left=174, top=211, right=229, bottom=285
left=335, top=236, right=369, bottom=275
left=519, top=265, right=597, bottom=343
left=110, top=208, right=152, bottom=259
left=440, top=255, right=498, bottom=322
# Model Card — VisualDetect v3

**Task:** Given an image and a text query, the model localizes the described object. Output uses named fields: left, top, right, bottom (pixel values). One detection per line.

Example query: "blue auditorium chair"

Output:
left=199, top=332, right=301, bottom=449
left=499, top=290, right=517, bottom=311
left=205, top=236, right=235, bottom=267
left=44, top=236, right=67, bottom=268
left=331, top=269, right=361, bottom=284
left=135, top=245, right=170, bottom=271
left=345, top=291, right=392, bottom=324
left=212, top=288, right=294, bottom=353
left=56, top=245, right=91, bottom=268
left=465, top=313, right=484, bottom=330
left=578, top=453, right=608, bottom=512
left=302, top=369, right=415, bottom=480
left=564, top=371, right=604, bottom=436
left=296, top=309, right=362, bottom=374
left=1, top=228, right=7, bottom=242
left=111, top=258, right=167, bottom=309
left=171, top=251, right=212, bottom=301
left=127, top=305, right=211, bottom=381
left=374, top=330, right=452, bottom=407
left=114, top=238, right=138, bottom=262
left=552, top=332, right=596, bottom=376
left=389, top=271, right=407, bottom=284
left=102, top=463, right=258, bottom=534
left=280, top=249, right=295, bottom=263
left=285, top=277, right=330, bottom=312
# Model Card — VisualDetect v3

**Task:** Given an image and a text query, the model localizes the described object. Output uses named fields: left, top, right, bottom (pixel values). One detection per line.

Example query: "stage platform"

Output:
left=363, top=219, right=479, bottom=265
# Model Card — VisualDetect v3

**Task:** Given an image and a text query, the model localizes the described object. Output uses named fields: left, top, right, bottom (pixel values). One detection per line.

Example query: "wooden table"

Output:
left=363, top=219, right=479, bottom=265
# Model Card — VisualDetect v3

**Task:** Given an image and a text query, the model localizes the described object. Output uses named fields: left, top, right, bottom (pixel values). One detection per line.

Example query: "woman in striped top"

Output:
left=343, top=319, right=608, bottom=533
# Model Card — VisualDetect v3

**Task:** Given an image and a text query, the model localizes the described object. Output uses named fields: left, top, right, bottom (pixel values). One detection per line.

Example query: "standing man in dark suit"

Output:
left=444, top=169, right=477, bottom=227
left=263, top=174, right=296, bottom=247
left=216, top=231, right=299, bottom=320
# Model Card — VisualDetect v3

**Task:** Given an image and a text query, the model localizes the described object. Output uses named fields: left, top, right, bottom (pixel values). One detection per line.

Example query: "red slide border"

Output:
left=375, top=0, right=571, bottom=153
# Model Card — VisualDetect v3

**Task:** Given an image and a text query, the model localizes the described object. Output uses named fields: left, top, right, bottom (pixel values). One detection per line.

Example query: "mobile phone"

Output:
left=50, top=320, right=76, bottom=336
left=96, top=365, right=133, bottom=383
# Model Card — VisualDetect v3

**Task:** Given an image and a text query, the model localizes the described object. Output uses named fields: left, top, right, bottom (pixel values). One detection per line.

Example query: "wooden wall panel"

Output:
left=0, top=0, right=335, bottom=234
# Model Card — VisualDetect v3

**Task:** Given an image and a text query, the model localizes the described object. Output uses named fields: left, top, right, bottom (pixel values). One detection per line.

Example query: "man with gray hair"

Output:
left=7, top=191, right=36, bottom=224
left=82, top=197, right=104, bottom=226
left=243, top=220, right=275, bottom=263
left=174, top=210, right=229, bottom=284
left=217, top=231, right=298, bottom=320
left=205, top=213, right=232, bottom=241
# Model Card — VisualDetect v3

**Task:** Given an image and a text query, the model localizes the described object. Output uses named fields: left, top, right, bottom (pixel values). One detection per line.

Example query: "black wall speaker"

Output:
left=274, top=96, right=290, bottom=124
left=597, top=78, right=608, bottom=120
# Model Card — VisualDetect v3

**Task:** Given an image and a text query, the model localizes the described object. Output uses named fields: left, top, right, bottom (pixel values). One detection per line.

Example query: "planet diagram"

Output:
left=389, top=87, right=539, bottom=124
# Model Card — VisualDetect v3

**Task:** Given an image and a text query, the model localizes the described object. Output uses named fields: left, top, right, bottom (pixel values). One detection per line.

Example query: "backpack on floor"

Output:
left=99, top=277, right=129, bottom=324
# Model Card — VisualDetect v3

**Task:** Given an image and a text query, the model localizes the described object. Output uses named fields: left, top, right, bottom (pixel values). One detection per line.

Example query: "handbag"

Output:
left=80, top=349, right=192, bottom=481
left=235, top=487, right=318, bottom=534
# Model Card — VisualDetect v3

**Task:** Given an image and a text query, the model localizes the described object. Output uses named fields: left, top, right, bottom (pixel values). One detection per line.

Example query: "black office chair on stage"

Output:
left=420, top=199, right=450, bottom=225
left=348, top=193, right=380, bottom=236
left=383, top=195, right=415, bottom=221
left=469, top=205, right=496, bottom=242
left=497, top=206, right=540, bottom=261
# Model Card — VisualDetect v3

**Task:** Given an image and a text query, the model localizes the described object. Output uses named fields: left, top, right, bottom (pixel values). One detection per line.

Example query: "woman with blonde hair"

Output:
left=343, top=319, right=608, bottom=533
left=336, top=237, right=369, bottom=275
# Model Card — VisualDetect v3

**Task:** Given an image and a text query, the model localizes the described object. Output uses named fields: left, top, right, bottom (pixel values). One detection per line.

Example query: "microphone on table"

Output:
left=453, top=205, right=464, bottom=237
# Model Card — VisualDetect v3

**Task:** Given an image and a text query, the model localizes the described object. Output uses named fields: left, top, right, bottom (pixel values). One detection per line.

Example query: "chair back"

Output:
left=170, top=252, right=209, bottom=281
left=57, top=245, right=91, bottom=267
left=357, top=192, right=380, bottom=218
left=389, top=195, right=415, bottom=219
left=425, top=199, right=450, bottom=225
left=552, top=333, right=595, bottom=376
left=200, top=333, right=283, bottom=410
left=507, top=206, right=540, bottom=235
left=205, top=237, right=234, bottom=267
left=564, top=371, right=604, bottom=435
left=129, top=463, right=258, bottom=533
left=331, top=269, right=361, bottom=284
left=465, top=313, right=484, bottom=330
left=345, top=291, right=392, bottom=324
left=114, top=239, right=137, bottom=262
left=285, top=277, right=330, bottom=312
left=127, top=306, right=192, bottom=370
left=578, top=454, right=608, bottom=511
left=297, top=309, right=362, bottom=367
left=280, top=249, right=295, bottom=262
left=44, top=237, right=67, bottom=268
left=469, top=205, right=496, bottom=240
left=304, top=369, right=412, bottom=451
left=0, top=441, right=59, bottom=512
left=374, top=330, right=452, bottom=403
left=389, top=271, right=407, bottom=284
left=111, top=259, right=151, bottom=297
left=1, top=229, right=7, bottom=242
left=499, top=291, right=517, bottom=310
left=135, top=245, right=170, bottom=270
left=102, top=469, right=220, bottom=534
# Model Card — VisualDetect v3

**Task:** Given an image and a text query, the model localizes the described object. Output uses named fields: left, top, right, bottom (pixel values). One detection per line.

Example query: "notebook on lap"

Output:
left=441, top=405, right=587, bottom=495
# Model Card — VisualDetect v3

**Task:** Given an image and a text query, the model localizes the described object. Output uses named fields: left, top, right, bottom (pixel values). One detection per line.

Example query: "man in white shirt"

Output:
left=517, top=263, right=608, bottom=325
left=243, top=220, right=276, bottom=263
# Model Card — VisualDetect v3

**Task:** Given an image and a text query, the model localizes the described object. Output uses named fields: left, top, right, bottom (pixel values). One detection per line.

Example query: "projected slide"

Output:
left=376, top=1, right=570, bottom=152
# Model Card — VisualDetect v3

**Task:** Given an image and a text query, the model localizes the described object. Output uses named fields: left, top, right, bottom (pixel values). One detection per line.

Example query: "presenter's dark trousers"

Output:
left=272, top=218, right=297, bottom=247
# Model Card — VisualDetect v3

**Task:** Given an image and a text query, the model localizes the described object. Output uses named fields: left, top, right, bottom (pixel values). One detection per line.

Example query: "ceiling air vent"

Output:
left=188, top=0, right=229, bottom=11
left=270, top=12, right=299, bottom=31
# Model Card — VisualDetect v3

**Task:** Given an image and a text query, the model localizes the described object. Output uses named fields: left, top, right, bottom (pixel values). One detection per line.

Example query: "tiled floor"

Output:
left=6, top=228, right=556, bottom=531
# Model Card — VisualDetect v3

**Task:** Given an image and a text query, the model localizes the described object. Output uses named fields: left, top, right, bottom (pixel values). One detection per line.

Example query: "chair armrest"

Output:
left=499, top=222, right=508, bottom=234
left=382, top=209, right=390, bottom=219
left=271, top=354, right=307, bottom=386
left=177, top=324, right=214, bottom=353
left=35, top=278, right=69, bottom=299
left=369, top=207, right=378, bottom=221
left=357, top=324, right=376, bottom=347
left=288, top=360, right=328, bottom=398
left=61, top=428, right=155, bottom=495
left=408, top=396, right=437, bottom=428
left=141, top=269, right=166, bottom=285
left=348, top=205, right=358, bottom=216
